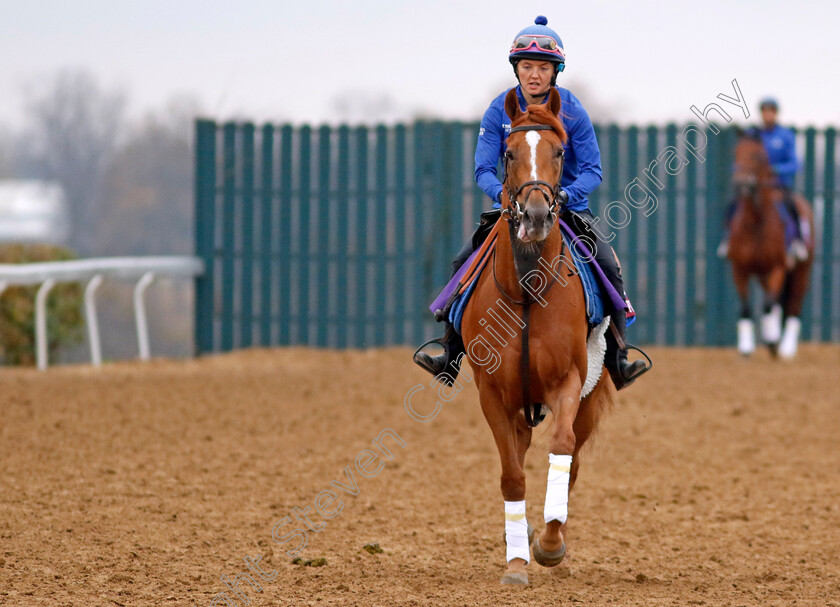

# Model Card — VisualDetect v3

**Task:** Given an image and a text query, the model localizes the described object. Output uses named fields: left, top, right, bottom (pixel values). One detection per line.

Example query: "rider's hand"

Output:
left=557, top=189, right=569, bottom=206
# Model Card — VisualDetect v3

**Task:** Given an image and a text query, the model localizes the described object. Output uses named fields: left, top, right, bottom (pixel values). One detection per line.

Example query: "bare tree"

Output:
left=16, top=69, right=125, bottom=254
left=96, top=97, right=200, bottom=255
left=91, top=97, right=201, bottom=359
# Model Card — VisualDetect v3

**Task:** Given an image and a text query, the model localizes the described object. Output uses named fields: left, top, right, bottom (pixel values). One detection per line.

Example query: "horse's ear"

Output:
left=547, top=87, right=562, bottom=117
left=504, top=89, right=521, bottom=123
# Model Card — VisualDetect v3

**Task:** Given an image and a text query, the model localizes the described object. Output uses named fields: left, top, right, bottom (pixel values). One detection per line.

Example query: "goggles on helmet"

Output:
left=510, top=35, right=565, bottom=60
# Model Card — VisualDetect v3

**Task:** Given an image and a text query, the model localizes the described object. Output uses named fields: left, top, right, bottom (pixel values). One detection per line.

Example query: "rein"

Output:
left=497, top=122, right=568, bottom=427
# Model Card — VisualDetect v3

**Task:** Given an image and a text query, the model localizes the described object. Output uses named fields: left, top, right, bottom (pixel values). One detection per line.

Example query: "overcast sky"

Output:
left=2, top=0, right=839, bottom=128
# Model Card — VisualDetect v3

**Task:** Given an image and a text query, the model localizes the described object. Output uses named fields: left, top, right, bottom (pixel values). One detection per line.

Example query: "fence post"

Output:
left=194, top=119, right=217, bottom=355
left=822, top=128, right=836, bottom=341
left=84, top=274, right=104, bottom=366
left=240, top=123, right=255, bottom=348
left=259, top=124, right=275, bottom=346
left=221, top=122, right=237, bottom=351
left=35, top=278, right=56, bottom=371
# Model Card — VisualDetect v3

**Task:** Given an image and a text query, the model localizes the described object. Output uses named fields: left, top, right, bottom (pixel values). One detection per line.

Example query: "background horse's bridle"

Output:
left=502, top=124, right=566, bottom=227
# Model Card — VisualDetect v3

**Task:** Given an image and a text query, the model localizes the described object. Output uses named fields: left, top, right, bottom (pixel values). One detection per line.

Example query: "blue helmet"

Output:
left=759, top=97, right=779, bottom=111
left=508, top=16, right=566, bottom=73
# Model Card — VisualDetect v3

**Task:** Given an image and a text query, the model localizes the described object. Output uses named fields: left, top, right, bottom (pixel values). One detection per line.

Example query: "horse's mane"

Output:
left=513, top=103, right=568, bottom=145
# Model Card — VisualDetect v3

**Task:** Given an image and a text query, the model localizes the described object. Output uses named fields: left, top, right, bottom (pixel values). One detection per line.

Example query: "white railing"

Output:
left=0, top=256, right=204, bottom=370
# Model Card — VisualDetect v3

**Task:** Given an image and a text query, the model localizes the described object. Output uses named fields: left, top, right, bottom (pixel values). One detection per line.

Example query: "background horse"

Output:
left=727, top=132, right=814, bottom=358
left=461, top=88, right=614, bottom=585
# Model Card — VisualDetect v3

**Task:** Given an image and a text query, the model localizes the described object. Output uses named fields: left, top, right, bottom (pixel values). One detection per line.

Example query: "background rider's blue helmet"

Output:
left=759, top=97, right=779, bottom=111
left=509, top=16, right=566, bottom=76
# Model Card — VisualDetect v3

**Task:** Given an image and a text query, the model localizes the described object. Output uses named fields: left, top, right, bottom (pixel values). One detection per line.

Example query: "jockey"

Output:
left=718, top=97, right=809, bottom=260
left=414, top=15, right=648, bottom=391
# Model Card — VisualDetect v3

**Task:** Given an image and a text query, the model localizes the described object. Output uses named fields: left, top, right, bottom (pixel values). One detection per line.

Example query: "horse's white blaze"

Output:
left=779, top=316, right=801, bottom=359
left=525, top=130, right=541, bottom=182
left=544, top=453, right=572, bottom=524
left=737, top=318, right=756, bottom=355
left=761, top=304, right=783, bottom=343
left=504, top=500, right=530, bottom=563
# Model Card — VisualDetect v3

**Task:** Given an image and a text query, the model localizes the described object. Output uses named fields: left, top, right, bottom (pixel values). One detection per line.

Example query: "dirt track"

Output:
left=1, top=344, right=839, bottom=606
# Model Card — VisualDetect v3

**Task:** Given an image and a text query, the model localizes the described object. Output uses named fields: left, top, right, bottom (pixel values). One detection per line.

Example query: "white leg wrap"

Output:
left=544, top=453, right=572, bottom=524
left=779, top=316, right=801, bottom=359
left=761, top=304, right=782, bottom=343
left=504, top=500, right=530, bottom=563
left=737, top=318, right=755, bottom=355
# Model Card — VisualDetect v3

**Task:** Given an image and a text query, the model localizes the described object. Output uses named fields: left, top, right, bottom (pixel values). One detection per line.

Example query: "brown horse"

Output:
left=460, top=88, right=614, bottom=585
left=727, top=131, right=814, bottom=358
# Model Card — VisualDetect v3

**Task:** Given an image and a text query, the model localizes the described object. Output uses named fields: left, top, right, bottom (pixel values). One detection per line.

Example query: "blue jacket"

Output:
left=475, top=85, right=602, bottom=213
left=759, top=124, right=798, bottom=188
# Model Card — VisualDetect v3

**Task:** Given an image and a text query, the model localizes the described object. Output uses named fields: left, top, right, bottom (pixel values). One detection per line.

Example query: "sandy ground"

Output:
left=1, top=344, right=839, bottom=606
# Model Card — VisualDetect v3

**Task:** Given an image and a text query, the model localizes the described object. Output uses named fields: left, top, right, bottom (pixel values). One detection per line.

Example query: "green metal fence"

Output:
left=194, top=120, right=839, bottom=353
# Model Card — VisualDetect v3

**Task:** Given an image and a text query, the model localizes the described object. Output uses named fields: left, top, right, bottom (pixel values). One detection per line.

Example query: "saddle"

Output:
left=430, top=211, right=629, bottom=336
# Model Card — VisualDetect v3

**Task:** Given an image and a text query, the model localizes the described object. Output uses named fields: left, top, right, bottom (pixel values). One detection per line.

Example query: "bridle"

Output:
left=501, top=124, right=566, bottom=228
left=733, top=138, right=776, bottom=211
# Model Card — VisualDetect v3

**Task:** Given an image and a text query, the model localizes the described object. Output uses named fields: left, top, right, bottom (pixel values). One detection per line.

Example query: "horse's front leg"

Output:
left=759, top=267, right=786, bottom=351
left=732, top=266, right=755, bottom=355
left=479, top=385, right=531, bottom=584
left=534, top=370, right=583, bottom=568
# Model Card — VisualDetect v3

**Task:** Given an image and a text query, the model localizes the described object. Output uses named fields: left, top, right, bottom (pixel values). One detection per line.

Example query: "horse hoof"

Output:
left=500, top=571, right=528, bottom=585
left=532, top=536, right=566, bottom=567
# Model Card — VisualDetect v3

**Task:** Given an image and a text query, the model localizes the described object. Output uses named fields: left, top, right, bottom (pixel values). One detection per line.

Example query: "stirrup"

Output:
left=626, top=343, right=653, bottom=373
left=412, top=338, right=446, bottom=375
left=620, top=344, right=653, bottom=388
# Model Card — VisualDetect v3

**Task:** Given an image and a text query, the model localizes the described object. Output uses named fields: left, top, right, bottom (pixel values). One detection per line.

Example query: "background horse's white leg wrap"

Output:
left=737, top=318, right=755, bottom=355
left=504, top=500, right=530, bottom=563
left=761, top=304, right=782, bottom=343
left=779, top=316, right=801, bottom=359
left=544, top=453, right=572, bottom=524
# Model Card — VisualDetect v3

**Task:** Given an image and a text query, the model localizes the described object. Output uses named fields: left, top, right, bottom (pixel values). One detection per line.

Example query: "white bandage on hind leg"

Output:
left=504, top=500, right=530, bottom=563
left=544, top=453, right=572, bottom=524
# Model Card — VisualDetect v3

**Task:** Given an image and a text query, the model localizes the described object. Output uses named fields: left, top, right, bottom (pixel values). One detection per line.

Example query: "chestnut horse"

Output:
left=727, top=131, right=814, bottom=358
left=461, top=88, right=614, bottom=584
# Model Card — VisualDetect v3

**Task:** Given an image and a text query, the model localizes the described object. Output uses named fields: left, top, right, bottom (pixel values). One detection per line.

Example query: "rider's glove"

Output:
left=557, top=189, right=569, bottom=207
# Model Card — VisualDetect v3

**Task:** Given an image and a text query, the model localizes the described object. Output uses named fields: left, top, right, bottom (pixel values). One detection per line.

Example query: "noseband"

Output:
left=502, top=124, right=566, bottom=226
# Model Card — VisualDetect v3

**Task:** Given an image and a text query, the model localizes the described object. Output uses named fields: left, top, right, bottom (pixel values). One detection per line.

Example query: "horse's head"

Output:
left=503, top=88, right=567, bottom=244
left=733, top=128, right=772, bottom=202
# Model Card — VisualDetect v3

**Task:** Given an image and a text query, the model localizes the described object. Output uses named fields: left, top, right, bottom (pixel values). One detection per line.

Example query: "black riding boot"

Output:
left=604, top=308, right=648, bottom=390
left=412, top=322, right=466, bottom=386
left=780, top=188, right=809, bottom=261
left=563, top=209, right=651, bottom=390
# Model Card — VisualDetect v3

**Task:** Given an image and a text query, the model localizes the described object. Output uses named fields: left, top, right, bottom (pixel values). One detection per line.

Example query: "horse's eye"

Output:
left=504, top=150, right=514, bottom=161
left=556, top=148, right=565, bottom=158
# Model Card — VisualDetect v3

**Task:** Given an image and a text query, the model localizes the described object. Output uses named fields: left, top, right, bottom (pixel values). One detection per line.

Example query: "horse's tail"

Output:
left=583, top=371, right=616, bottom=431
left=780, top=255, right=814, bottom=319
left=572, top=372, right=616, bottom=454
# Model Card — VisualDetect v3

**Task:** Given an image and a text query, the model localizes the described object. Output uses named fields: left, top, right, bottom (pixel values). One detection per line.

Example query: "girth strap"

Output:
left=493, top=220, right=565, bottom=428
